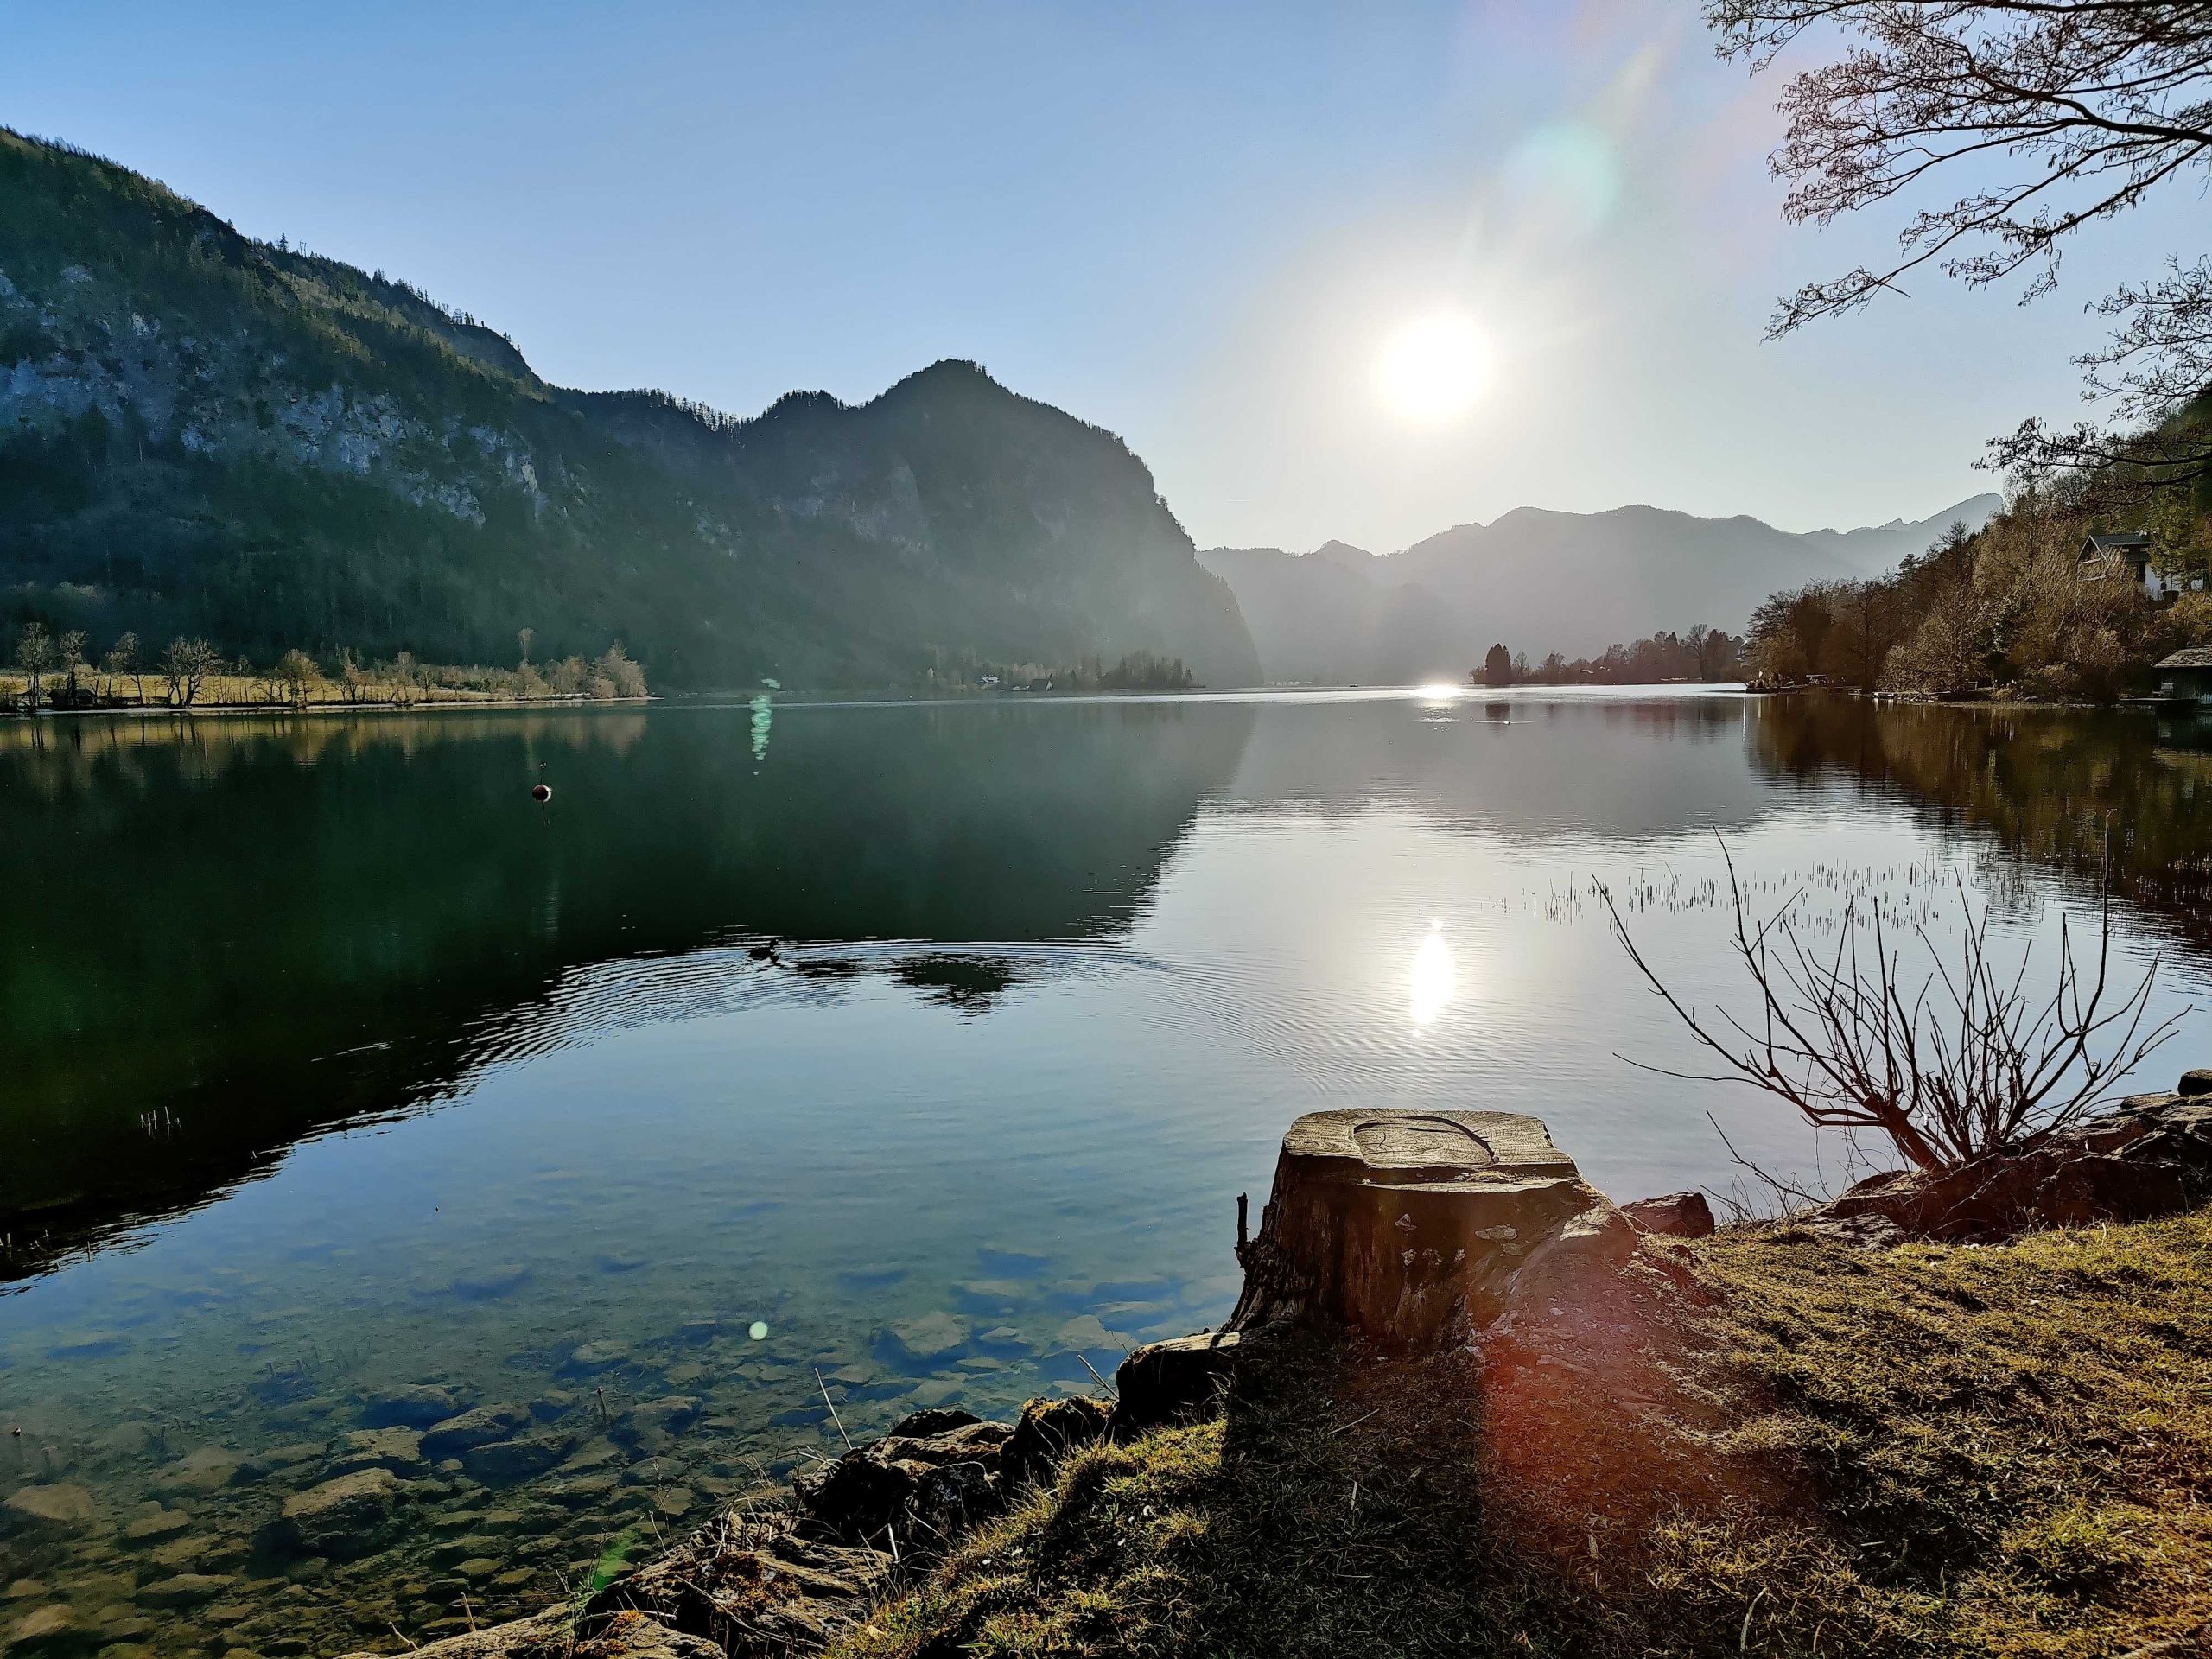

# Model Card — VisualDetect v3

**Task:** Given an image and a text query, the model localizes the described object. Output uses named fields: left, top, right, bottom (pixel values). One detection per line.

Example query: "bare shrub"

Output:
left=1601, top=836, right=2183, bottom=1172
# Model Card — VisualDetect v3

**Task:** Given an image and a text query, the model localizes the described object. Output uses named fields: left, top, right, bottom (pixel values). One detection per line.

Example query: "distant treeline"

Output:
left=1468, top=626, right=1745, bottom=688
left=925, top=650, right=1200, bottom=694
left=4, top=620, right=646, bottom=712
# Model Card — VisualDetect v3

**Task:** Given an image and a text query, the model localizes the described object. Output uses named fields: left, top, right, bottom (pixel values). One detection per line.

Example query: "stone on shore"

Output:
left=1112, top=1333, right=1241, bottom=1434
left=1001, top=1395, right=1112, bottom=1488
left=792, top=1417, right=1013, bottom=1543
left=1621, top=1191, right=1716, bottom=1238
left=587, top=1510, right=887, bottom=1656
left=1810, top=1088, right=2212, bottom=1243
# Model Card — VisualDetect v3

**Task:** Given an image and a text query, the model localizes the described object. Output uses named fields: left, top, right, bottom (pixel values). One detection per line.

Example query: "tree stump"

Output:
left=1228, top=1109, right=1626, bottom=1351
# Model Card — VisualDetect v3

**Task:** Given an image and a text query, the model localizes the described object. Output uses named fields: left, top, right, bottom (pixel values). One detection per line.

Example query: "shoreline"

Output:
left=312, top=1089, right=2212, bottom=1659
left=0, top=694, right=659, bottom=721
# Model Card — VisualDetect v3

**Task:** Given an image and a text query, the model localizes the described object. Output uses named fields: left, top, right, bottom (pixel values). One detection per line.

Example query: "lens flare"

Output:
left=1502, top=123, right=1619, bottom=239
left=1376, top=312, right=1493, bottom=425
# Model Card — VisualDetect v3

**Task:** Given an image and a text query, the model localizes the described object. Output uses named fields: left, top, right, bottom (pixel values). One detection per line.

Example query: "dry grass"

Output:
left=1675, top=1211, right=2212, bottom=1656
left=830, top=1211, right=2212, bottom=1658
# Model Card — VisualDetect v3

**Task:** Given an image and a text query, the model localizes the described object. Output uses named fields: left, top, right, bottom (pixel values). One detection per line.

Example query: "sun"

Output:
left=1375, top=312, right=1494, bottom=425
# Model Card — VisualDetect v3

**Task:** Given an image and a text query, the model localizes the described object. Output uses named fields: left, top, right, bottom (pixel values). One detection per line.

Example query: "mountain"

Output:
left=1198, top=497, right=1999, bottom=683
left=0, top=130, right=1257, bottom=689
left=1796, top=496, right=2002, bottom=571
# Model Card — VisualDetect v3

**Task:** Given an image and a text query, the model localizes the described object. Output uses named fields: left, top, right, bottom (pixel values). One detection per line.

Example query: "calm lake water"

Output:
left=3, top=689, right=2208, bottom=1653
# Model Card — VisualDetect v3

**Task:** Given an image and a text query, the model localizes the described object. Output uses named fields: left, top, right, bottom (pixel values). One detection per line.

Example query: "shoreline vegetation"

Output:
left=1737, top=404, right=2212, bottom=703
left=1465, top=625, right=1747, bottom=690
left=3, top=624, right=648, bottom=715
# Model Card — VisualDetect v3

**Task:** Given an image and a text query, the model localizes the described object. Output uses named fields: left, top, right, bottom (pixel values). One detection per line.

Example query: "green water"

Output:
left=1, top=690, right=2206, bottom=1653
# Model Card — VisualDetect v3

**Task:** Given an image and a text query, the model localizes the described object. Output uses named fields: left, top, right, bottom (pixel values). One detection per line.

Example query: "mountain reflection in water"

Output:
left=5, top=689, right=2210, bottom=1286
left=0, top=700, right=1249, bottom=1274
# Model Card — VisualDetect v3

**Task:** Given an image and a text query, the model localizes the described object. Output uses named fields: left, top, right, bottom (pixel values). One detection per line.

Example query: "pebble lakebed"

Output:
left=1, top=1253, right=1216, bottom=1657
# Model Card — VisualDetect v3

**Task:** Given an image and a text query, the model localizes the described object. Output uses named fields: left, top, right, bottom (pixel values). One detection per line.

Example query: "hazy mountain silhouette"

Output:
left=1200, top=496, right=1999, bottom=683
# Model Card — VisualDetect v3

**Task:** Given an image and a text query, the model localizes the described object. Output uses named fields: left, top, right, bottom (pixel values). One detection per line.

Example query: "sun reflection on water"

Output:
left=1410, top=919, right=1455, bottom=1027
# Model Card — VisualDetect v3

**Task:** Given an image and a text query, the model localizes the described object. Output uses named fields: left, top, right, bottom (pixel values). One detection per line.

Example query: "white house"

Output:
left=2078, top=531, right=2206, bottom=601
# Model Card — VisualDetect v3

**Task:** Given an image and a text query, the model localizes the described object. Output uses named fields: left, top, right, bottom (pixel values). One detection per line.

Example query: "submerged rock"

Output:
left=359, top=1384, right=468, bottom=1429
left=881, top=1312, right=969, bottom=1363
left=328, top=1427, right=428, bottom=1478
left=151, top=1449, right=246, bottom=1495
left=449, top=1264, right=530, bottom=1301
left=136, top=1573, right=234, bottom=1607
left=262, top=1469, right=401, bottom=1560
left=2, top=1604, right=75, bottom=1653
left=461, top=1433, right=574, bottom=1486
left=609, top=1397, right=700, bottom=1454
left=2, top=1485, right=95, bottom=1536
left=420, top=1404, right=531, bottom=1460
left=557, top=1342, right=629, bottom=1377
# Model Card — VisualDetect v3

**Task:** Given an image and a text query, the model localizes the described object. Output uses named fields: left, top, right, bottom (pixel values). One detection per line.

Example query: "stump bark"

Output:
left=1228, top=1109, right=1627, bottom=1350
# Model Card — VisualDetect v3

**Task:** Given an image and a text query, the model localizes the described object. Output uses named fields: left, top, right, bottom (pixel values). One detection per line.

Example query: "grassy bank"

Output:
left=830, top=1211, right=2212, bottom=1658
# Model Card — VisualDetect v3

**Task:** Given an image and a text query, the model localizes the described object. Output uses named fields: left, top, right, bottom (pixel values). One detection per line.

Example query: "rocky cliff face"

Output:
left=0, top=130, right=1256, bottom=689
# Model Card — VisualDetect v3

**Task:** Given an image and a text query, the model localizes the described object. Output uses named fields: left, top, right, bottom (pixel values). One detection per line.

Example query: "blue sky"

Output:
left=6, top=1, right=2195, bottom=550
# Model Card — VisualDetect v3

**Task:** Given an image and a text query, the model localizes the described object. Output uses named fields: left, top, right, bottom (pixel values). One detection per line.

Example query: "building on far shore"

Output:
left=2152, top=648, right=2212, bottom=702
left=2080, top=532, right=2208, bottom=602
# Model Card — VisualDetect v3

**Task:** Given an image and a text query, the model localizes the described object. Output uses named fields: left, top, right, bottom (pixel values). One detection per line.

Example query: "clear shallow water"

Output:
left=2, top=689, right=2208, bottom=1653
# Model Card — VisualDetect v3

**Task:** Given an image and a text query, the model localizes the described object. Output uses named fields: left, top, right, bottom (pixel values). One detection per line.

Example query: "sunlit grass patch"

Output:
left=835, top=1211, right=2212, bottom=1657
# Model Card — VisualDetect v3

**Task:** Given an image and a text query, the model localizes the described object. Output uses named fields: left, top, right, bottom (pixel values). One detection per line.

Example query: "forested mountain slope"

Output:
left=0, top=130, right=1256, bottom=689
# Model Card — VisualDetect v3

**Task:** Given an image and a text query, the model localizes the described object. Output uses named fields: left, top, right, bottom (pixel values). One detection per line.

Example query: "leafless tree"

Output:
left=58, top=631, right=87, bottom=705
left=1710, top=2, right=2212, bottom=485
left=15, top=622, right=56, bottom=711
left=161, top=637, right=217, bottom=707
left=1602, top=834, right=2183, bottom=1171
left=274, top=648, right=319, bottom=708
left=103, top=632, right=139, bottom=704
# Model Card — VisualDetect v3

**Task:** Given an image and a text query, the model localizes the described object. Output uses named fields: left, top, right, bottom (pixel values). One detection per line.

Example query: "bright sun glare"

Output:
left=1376, top=312, right=1493, bottom=425
left=1409, top=920, right=1455, bottom=1027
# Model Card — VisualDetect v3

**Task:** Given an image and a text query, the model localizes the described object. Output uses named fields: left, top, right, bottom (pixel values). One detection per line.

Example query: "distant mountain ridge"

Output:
left=0, top=129, right=1257, bottom=689
left=1200, top=495, right=1999, bottom=684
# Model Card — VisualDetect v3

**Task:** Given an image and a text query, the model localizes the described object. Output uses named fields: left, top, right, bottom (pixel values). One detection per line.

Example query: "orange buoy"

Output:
left=531, top=783, right=553, bottom=804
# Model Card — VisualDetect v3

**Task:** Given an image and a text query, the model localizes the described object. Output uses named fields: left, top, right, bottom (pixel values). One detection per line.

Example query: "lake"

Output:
left=3, top=689, right=2207, bottom=1654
